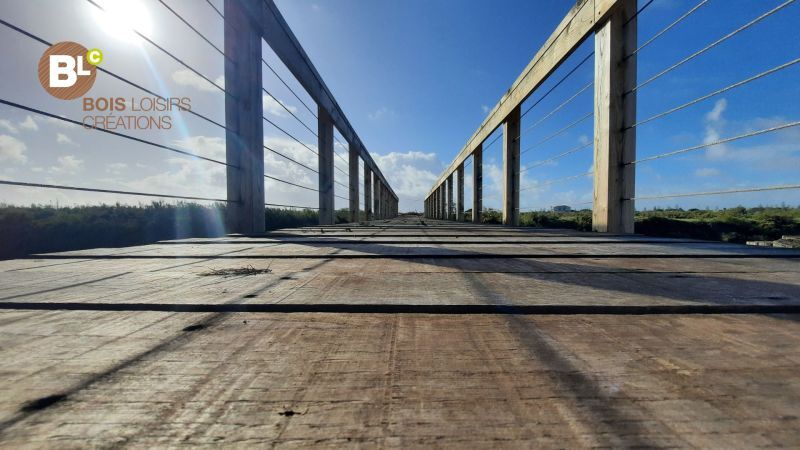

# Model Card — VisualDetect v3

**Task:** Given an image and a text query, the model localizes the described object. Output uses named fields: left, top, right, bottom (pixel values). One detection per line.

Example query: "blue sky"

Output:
left=0, top=0, right=798, bottom=212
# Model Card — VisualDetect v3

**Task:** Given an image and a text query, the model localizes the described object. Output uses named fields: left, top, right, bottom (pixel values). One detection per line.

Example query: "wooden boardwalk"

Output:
left=1, top=215, right=799, bottom=447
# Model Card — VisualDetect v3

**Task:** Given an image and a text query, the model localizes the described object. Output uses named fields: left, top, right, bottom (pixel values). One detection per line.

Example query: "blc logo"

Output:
left=38, top=42, right=103, bottom=100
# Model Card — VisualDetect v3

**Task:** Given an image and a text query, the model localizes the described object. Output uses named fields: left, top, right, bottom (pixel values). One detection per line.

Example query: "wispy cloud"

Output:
left=56, top=133, right=78, bottom=146
left=49, top=155, right=83, bottom=174
left=0, top=135, right=27, bottom=164
left=263, top=95, right=298, bottom=118
left=368, top=107, right=394, bottom=121
left=171, top=69, right=224, bottom=93
left=19, top=115, right=38, bottom=131
left=0, top=119, right=18, bottom=134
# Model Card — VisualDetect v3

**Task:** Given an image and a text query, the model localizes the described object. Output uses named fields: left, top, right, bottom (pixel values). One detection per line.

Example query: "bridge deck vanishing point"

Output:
left=1, top=216, right=799, bottom=447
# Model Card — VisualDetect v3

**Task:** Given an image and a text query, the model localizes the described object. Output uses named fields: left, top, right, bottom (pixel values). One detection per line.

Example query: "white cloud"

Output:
left=0, top=119, right=18, bottom=134
left=56, top=133, right=78, bottom=146
left=49, top=155, right=84, bottom=174
left=172, top=135, right=226, bottom=160
left=704, top=98, right=728, bottom=160
left=19, top=115, right=38, bottom=131
left=106, top=162, right=128, bottom=175
left=368, top=107, right=394, bottom=121
left=263, top=95, right=298, bottom=118
left=481, top=105, right=490, bottom=114
left=0, top=135, right=27, bottom=164
left=171, top=69, right=223, bottom=93
left=694, top=167, right=720, bottom=178
left=371, top=150, right=445, bottom=211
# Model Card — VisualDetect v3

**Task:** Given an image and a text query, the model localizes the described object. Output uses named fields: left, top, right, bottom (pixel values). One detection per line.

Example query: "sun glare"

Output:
left=91, top=0, right=153, bottom=43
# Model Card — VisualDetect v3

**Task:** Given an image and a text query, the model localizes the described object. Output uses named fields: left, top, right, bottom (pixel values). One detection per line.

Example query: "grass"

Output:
left=0, top=202, right=354, bottom=259
left=2, top=203, right=798, bottom=259
left=468, top=206, right=800, bottom=243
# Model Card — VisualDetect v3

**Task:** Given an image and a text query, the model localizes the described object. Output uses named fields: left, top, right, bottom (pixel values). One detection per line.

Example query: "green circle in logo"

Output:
left=86, top=48, right=103, bottom=66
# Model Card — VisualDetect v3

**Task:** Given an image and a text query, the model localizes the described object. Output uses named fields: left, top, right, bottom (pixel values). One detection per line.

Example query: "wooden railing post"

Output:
left=456, top=163, right=464, bottom=221
left=364, top=166, right=372, bottom=221
left=473, top=145, right=482, bottom=223
left=224, top=0, right=264, bottom=233
left=348, top=143, right=359, bottom=222
left=446, top=174, right=454, bottom=221
left=593, top=0, right=637, bottom=233
left=502, top=106, right=521, bottom=226
left=318, top=106, right=335, bottom=225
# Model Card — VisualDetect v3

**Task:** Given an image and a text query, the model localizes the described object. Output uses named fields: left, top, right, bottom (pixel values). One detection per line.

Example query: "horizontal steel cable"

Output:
left=263, top=87, right=318, bottom=138
left=157, top=0, right=224, bottom=57
left=632, top=184, right=800, bottom=201
left=520, top=51, right=594, bottom=120
left=518, top=81, right=593, bottom=140
left=630, top=120, right=800, bottom=164
left=263, top=145, right=318, bottom=173
left=519, top=141, right=593, bottom=174
left=520, top=111, right=593, bottom=156
left=0, top=180, right=230, bottom=203
left=629, top=57, right=800, bottom=129
left=520, top=171, right=593, bottom=192
left=265, top=202, right=318, bottom=209
left=0, top=18, right=226, bottom=131
left=627, top=0, right=796, bottom=95
left=264, top=175, right=319, bottom=192
left=0, top=98, right=234, bottom=168
left=205, top=0, right=224, bottom=19
left=627, top=0, right=710, bottom=59
left=624, top=0, right=656, bottom=27
left=262, top=58, right=318, bottom=119
left=86, top=0, right=225, bottom=93
left=262, top=116, right=318, bottom=155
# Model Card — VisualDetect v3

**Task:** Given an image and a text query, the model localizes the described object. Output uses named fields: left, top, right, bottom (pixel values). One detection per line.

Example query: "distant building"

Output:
left=552, top=205, right=572, bottom=212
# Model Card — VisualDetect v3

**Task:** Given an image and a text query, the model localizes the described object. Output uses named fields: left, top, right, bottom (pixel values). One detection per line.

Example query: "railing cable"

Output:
left=520, top=51, right=594, bottom=120
left=0, top=98, right=234, bottom=168
left=629, top=57, right=800, bottom=129
left=630, top=120, right=800, bottom=165
left=262, top=87, right=318, bottom=138
left=519, top=142, right=593, bottom=174
left=632, top=184, right=800, bottom=201
left=627, top=0, right=710, bottom=59
left=0, top=18, right=226, bottom=131
left=262, top=58, right=318, bottom=119
left=264, top=175, right=319, bottom=192
left=265, top=202, right=319, bottom=210
left=626, top=0, right=796, bottom=95
left=518, top=81, right=593, bottom=140
left=86, top=0, right=225, bottom=93
left=157, top=0, right=225, bottom=57
left=520, top=111, right=593, bottom=156
left=0, top=180, right=231, bottom=203
left=520, top=171, right=593, bottom=192
left=263, top=145, right=318, bottom=173
left=205, top=0, right=224, bottom=19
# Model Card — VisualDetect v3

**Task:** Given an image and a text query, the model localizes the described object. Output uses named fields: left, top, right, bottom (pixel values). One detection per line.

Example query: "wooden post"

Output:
left=364, top=165, right=372, bottom=221
left=224, top=0, right=264, bottom=234
left=593, top=0, right=636, bottom=233
left=456, top=163, right=464, bottom=222
left=502, top=106, right=521, bottom=226
left=349, top=143, right=359, bottom=222
left=473, top=145, right=482, bottom=223
left=318, top=106, right=335, bottom=225
left=374, top=179, right=381, bottom=219
left=446, top=174, right=454, bottom=221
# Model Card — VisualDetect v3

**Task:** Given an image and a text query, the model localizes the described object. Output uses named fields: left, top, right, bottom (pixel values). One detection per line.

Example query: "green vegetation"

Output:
left=470, top=206, right=800, bottom=243
left=0, top=202, right=353, bottom=259
left=2, top=203, right=797, bottom=259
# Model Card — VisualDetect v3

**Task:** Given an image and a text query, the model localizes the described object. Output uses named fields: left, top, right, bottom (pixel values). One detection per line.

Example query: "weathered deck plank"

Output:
left=0, top=216, right=798, bottom=447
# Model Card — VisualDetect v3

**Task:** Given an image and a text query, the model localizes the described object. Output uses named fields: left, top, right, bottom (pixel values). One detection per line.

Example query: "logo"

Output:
left=38, top=42, right=101, bottom=100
